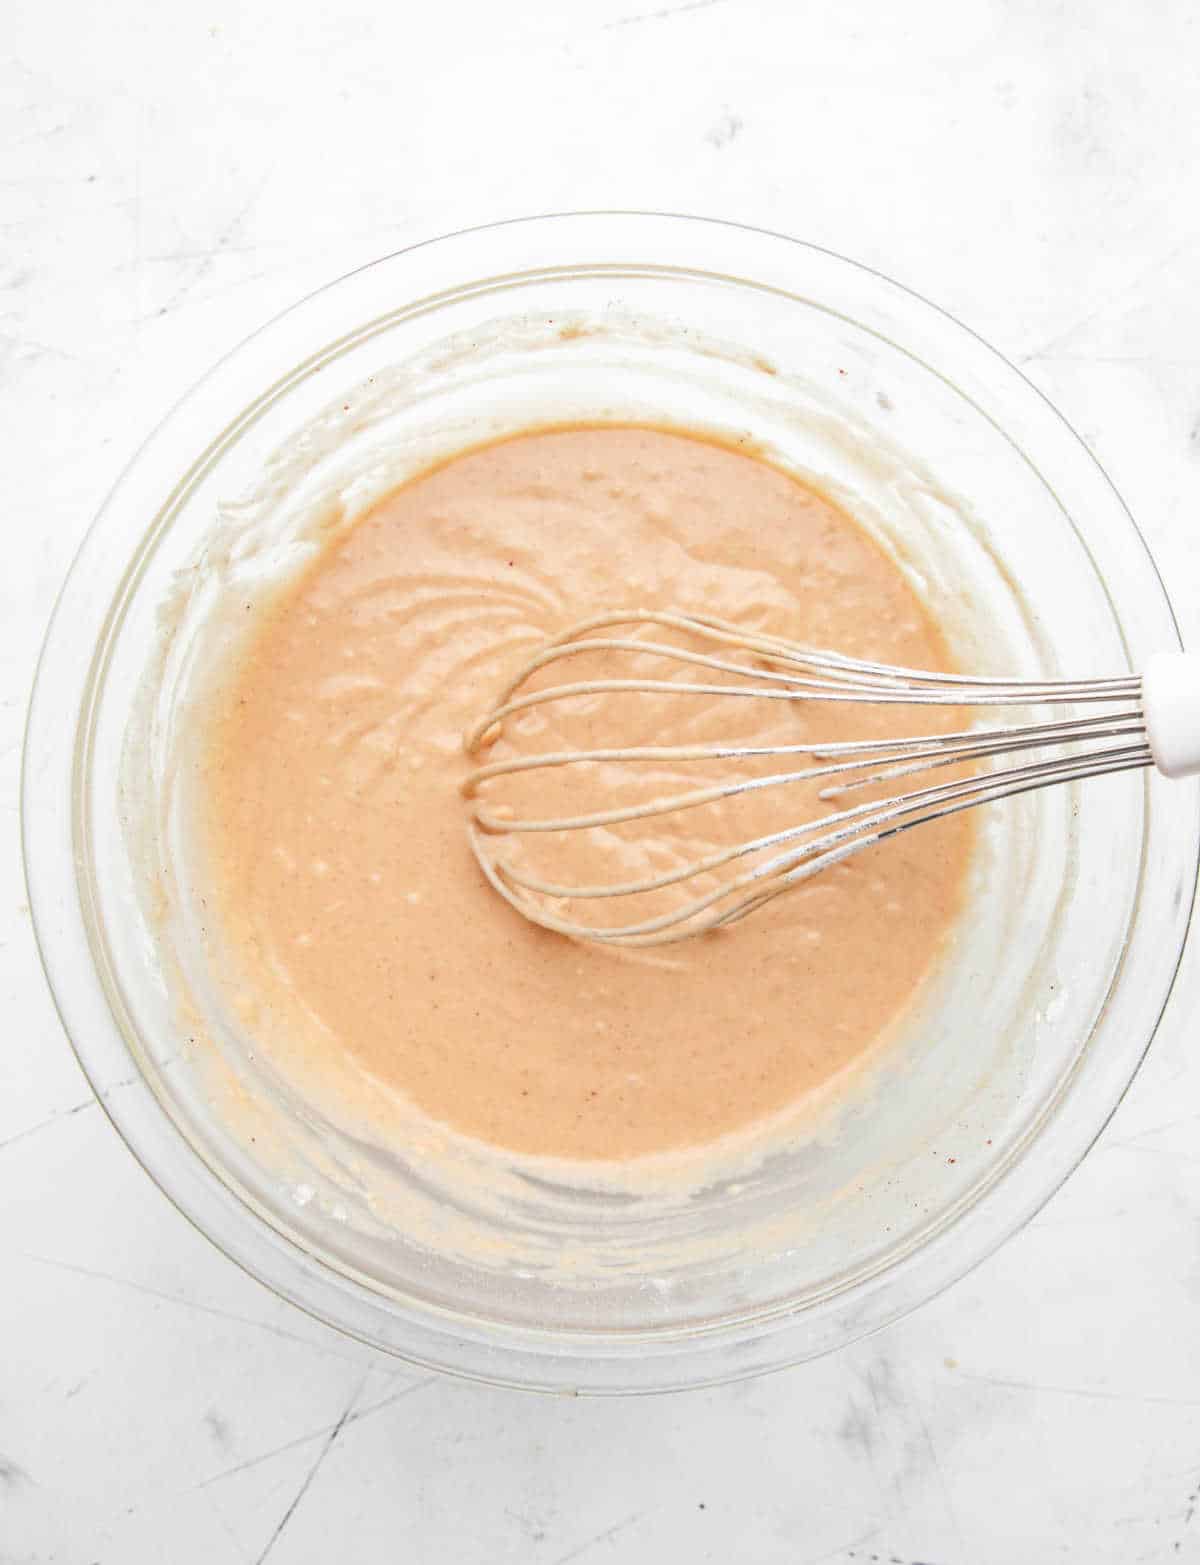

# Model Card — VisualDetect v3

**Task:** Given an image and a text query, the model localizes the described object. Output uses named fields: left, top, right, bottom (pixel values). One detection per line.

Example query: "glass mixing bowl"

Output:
left=23, top=213, right=1199, bottom=1393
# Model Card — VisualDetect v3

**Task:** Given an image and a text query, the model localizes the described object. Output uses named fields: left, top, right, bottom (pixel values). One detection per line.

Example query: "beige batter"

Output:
left=197, top=426, right=972, bottom=1162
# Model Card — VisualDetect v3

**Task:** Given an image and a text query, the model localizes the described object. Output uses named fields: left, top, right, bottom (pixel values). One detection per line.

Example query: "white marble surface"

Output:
left=5, top=1, right=1200, bottom=1559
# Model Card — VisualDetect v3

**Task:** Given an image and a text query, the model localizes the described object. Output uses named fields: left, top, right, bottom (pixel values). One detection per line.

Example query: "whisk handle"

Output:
left=1142, top=653, right=1200, bottom=779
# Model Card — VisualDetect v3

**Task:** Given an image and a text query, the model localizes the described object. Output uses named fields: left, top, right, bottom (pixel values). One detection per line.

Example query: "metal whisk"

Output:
left=461, top=611, right=1200, bottom=948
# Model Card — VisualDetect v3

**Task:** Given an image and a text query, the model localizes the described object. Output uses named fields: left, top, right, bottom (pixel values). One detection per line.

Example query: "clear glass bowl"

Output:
left=23, top=213, right=1199, bottom=1393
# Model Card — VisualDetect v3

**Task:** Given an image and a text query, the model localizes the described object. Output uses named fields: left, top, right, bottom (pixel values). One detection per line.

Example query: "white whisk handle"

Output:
left=1142, top=653, right=1200, bottom=779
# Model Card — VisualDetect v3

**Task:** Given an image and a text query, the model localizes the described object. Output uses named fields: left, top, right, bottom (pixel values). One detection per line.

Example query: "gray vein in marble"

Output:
left=1019, top=236, right=1200, bottom=363
left=795, top=1526, right=884, bottom=1565
left=0, top=1096, right=97, bottom=1153
left=842, top=1552, right=947, bottom=1565
left=196, top=1376, right=439, bottom=1491
left=16, top=1251, right=370, bottom=1364
left=705, top=110, right=743, bottom=148
left=550, top=1510, right=648, bottom=1565
left=957, top=1371, right=1200, bottom=1409
left=253, top=1373, right=369, bottom=1565
left=0, top=1453, right=34, bottom=1489
left=151, top=180, right=268, bottom=322
left=913, top=1403, right=965, bottom=1556
left=0, top=1074, right=141, bottom=1157
left=602, top=0, right=729, bottom=30
left=204, top=1409, right=233, bottom=1451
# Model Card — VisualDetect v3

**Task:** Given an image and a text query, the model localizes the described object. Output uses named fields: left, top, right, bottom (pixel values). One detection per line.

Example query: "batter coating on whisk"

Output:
left=198, top=425, right=974, bottom=1161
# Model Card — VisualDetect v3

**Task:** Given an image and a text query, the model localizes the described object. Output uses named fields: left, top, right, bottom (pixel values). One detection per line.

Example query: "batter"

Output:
left=197, top=427, right=972, bottom=1161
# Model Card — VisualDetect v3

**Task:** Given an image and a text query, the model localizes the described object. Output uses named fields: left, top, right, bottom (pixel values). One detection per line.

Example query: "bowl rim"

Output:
left=22, top=210, right=1200, bottom=1394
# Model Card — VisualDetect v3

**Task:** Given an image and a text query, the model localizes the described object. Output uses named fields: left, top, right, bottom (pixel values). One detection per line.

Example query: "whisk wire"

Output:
left=462, top=611, right=1154, bottom=947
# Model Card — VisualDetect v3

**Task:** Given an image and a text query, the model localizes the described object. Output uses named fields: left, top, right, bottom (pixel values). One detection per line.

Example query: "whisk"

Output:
left=461, top=611, right=1200, bottom=948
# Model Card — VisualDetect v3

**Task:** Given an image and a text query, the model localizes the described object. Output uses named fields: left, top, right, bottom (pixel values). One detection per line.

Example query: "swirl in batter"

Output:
left=197, top=426, right=973, bottom=1161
